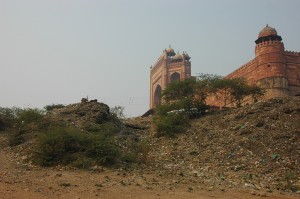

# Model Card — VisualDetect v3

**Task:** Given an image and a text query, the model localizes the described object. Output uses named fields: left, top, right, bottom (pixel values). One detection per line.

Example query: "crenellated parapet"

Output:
left=150, top=54, right=165, bottom=73
left=255, top=40, right=284, bottom=48
left=285, top=50, right=300, bottom=56
left=168, top=61, right=190, bottom=69
left=226, top=58, right=257, bottom=79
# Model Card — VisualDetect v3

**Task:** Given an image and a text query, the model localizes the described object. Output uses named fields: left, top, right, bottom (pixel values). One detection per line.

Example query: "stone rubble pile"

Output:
left=132, top=97, right=300, bottom=193
left=46, top=99, right=119, bottom=130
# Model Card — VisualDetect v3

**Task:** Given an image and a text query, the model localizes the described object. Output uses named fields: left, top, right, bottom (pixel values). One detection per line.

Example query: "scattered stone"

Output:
left=188, top=187, right=194, bottom=192
left=59, top=182, right=71, bottom=187
left=259, top=192, right=267, bottom=197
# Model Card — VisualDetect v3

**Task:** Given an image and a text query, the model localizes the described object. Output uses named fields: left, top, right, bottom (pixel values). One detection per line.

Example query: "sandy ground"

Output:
left=0, top=142, right=299, bottom=199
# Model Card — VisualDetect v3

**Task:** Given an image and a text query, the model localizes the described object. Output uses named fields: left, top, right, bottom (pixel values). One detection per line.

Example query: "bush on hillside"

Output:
left=0, top=107, right=21, bottom=129
left=0, top=107, right=45, bottom=132
left=33, top=126, right=121, bottom=168
left=122, top=139, right=151, bottom=164
left=86, top=135, right=120, bottom=166
left=8, top=129, right=26, bottom=146
left=0, top=117, right=4, bottom=131
left=16, top=108, right=45, bottom=125
left=82, top=121, right=120, bottom=135
left=153, top=113, right=190, bottom=137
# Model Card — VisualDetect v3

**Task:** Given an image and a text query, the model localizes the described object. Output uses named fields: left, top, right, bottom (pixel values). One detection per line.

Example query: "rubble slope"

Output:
left=141, top=97, right=300, bottom=193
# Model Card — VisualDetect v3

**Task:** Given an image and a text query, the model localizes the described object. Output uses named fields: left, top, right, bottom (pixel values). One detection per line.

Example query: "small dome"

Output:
left=173, top=53, right=183, bottom=60
left=258, top=25, right=278, bottom=38
left=166, top=47, right=175, bottom=54
left=182, top=52, right=190, bottom=60
left=166, top=47, right=175, bottom=56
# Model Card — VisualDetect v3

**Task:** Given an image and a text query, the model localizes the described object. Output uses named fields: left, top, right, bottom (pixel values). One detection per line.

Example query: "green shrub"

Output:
left=33, top=126, right=120, bottom=167
left=153, top=113, right=189, bottom=137
left=34, top=127, right=86, bottom=166
left=0, top=117, right=4, bottom=131
left=0, top=107, right=46, bottom=130
left=9, top=130, right=26, bottom=146
left=83, top=121, right=120, bottom=135
left=155, top=102, right=183, bottom=116
left=0, top=107, right=21, bottom=128
left=122, top=139, right=151, bottom=164
left=16, top=108, right=45, bottom=125
left=86, top=135, right=120, bottom=166
left=69, top=154, right=94, bottom=169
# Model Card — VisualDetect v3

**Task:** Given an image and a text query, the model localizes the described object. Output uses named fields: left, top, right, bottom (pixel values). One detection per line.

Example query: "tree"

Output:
left=162, top=78, right=196, bottom=102
left=0, top=107, right=21, bottom=128
left=161, top=74, right=265, bottom=111
left=209, top=77, right=265, bottom=107
left=110, top=106, right=125, bottom=118
left=247, top=84, right=265, bottom=103
left=161, top=78, right=207, bottom=116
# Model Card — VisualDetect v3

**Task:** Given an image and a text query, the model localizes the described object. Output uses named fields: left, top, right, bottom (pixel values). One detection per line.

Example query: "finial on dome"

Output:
left=166, top=45, right=175, bottom=57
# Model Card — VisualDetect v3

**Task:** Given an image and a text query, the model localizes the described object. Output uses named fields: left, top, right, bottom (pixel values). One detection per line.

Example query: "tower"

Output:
left=150, top=47, right=191, bottom=109
left=254, top=25, right=289, bottom=98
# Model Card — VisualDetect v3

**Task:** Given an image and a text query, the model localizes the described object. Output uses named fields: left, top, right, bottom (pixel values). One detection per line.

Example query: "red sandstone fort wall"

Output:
left=211, top=41, right=300, bottom=107
left=285, top=51, right=300, bottom=95
left=226, top=58, right=257, bottom=83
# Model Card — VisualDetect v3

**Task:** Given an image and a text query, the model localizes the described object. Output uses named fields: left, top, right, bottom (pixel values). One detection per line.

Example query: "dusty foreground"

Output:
left=1, top=97, right=300, bottom=199
left=0, top=143, right=298, bottom=199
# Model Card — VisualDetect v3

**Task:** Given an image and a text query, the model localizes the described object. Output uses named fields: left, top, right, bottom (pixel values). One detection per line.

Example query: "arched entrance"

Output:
left=170, top=72, right=180, bottom=82
left=154, top=85, right=162, bottom=107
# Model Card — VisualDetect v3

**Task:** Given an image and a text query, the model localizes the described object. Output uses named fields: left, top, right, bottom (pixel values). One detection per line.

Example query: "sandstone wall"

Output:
left=285, top=51, right=300, bottom=96
left=150, top=55, right=165, bottom=108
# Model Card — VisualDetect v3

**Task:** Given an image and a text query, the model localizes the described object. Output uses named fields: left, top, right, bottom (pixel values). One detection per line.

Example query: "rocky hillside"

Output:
left=129, top=97, right=300, bottom=193
left=1, top=97, right=299, bottom=197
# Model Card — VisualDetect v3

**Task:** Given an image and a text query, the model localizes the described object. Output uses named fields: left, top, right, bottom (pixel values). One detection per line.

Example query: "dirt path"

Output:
left=0, top=134, right=299, bottom=199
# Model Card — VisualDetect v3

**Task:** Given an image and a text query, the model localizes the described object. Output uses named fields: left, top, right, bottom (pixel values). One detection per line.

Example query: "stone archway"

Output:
left=170, top=72, right=180, bottom=82
left=154, top=85, right=162, bottom=107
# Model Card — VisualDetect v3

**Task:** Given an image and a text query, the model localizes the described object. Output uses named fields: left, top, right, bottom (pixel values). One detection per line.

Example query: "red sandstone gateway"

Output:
left=150, top=46, right=191, bottom=108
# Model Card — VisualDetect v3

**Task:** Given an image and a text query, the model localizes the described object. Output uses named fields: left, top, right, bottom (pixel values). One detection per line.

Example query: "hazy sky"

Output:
left=1, top=0, right=300, bottom=117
